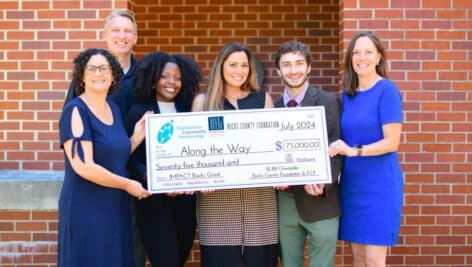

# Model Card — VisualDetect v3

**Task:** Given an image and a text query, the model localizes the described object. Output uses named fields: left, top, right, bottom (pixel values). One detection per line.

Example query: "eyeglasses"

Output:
left=86, top=64, right=112, bottom=75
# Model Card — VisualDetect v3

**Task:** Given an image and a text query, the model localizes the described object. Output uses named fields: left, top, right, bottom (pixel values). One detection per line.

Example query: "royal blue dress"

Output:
left=338, top=79, right=403, bottom=246
left=58, top=97, right=135, bottom=267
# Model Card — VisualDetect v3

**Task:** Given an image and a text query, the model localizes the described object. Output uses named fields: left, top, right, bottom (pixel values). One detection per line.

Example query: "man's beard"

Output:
left=283, top=75, right=308, bottom=89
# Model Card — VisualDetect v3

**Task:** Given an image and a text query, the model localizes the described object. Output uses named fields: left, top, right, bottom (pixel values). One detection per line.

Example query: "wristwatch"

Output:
left=355, top=144, right=363, bottom=156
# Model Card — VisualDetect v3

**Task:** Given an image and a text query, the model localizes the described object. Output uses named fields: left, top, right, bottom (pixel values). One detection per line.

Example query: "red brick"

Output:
left=38, top=10, right=66, bottom=19
left=7, top=31, right=34, bottom=40
left=7, top=72, right=35, bottom=80
left=32, top=212, right=58, bottom=221
left=0, top=22, right=20, bottom=31
left=32, top=254, right=56, bottom=263
left=0, top=121, right=20, bottom=130
left=0, top=254, right=32, bottom=264
left=437, top=153, right=466, bottom=162
left=406, top=133, right=435, bottom=141
left=0, top=232, right=31, bottom=241
left=439, top=71, right=467, bottom=80
left=422, top=40, right=450, bottom=49
left=405, top=255, right=434, bottom=264
left=437, top=256, right=466, bottom=264
left=6, top=151, right=35, bottom=160
left=452, top=184, right=472, bottom=194
left=437, top=50, right=467, bottom=60
left=453, top=82, right=472, bottom=90
left=0, top=161, right=19, bottom=169
left=32, top=233, right=57, bottom=242
left=23, top=161, right=53, bottom=170
left=405, top=215, right=435, bottom=225
left=37, top=152, right=63, bottom=161
left=422, top=185, right=451, bottom=194
left=437, top=235, right=466, bottom=245
left=0, top=211, right=30, bottom=220
left=421, top=225, right=450, bottom=235
left=15, top=222, right=48, bottom=232
left=6, top=111, right=34, bottom=120
left=453, top=20, right=472, bottom=29
left=451, top=200, right=472, bottom=212
left=395, top=0, right=421, bottom=8
left=405, top=195, right=434, bottom=204
left=358, top=0, right=388, bottom=8
left=422, top=0, right=450, bottom=8
left=0, top=222, right=14, bottom=231
left=23, top=142, right=51, bottom=151
left=452, top=123, right=472, bottom=132
left=83, top=1, right=112, bottom=9
left=436, top=173, right=466, bottom=183
left=453, top=0, right=472, bottom=8
left=437, top=215, right=466, bottom=225
left=52, top=20, right=81, bottom=29
left=405, top=153, right=435, bottom=162
left=451, top=245, right=472, bottom=254
left=452, top=226, right=472, bottom=235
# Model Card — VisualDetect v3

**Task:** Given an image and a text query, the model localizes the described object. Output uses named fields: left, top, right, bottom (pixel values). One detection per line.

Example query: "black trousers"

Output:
left=136, top=194, right=196, bottom=267
left=200, top=244, right=279, bottom=267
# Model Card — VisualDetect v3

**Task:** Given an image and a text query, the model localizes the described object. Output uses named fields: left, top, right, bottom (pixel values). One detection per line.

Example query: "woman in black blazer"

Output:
left=124, top=52, right=201, bottom=267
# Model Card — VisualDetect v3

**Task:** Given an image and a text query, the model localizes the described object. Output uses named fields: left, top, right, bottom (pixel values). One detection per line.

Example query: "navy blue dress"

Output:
left=338, top=79, right=403, bottom=246
left=58, top=97, right=134, bottom=267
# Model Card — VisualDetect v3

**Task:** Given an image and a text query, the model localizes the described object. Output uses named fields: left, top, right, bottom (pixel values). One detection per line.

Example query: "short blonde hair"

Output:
left=104, top=10, right=137, bottom=33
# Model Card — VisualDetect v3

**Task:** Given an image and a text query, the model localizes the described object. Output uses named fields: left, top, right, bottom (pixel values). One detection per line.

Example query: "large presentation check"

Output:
left=145, top=107, right=332, bottom=193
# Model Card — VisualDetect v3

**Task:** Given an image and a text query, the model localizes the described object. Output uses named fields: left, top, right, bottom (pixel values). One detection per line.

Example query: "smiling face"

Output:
left=351, top=36, right=381, bottom=78
left=83, top=54, right=113, bottom=94
left=222, top=51, right=250, bottom=90
left=156, top=62, right=182, bottom=102
left=277, top=51, right=311, bottom=91
left=103, top=15, right=137, bottom=57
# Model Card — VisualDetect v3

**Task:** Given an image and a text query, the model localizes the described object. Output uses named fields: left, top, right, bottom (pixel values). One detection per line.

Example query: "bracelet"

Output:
left=355, top=144, right=363, bottom=156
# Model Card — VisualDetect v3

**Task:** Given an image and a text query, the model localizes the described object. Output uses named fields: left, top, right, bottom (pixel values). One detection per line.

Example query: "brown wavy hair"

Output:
left=343, top=31, right=388, bottom=96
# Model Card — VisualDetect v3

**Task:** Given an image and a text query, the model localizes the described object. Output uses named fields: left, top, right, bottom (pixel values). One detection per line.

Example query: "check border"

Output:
left=145, top=107, right=332, bottom=193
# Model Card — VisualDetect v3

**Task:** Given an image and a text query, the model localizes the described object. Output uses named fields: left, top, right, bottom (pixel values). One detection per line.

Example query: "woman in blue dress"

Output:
left=58, top=48, right=151, bottom=267
left=328, top=31, right=403, bottom=266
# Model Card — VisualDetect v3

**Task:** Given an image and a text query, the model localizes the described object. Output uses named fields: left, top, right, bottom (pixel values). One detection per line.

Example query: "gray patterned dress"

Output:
left=196, top=89, right=278, bottom=246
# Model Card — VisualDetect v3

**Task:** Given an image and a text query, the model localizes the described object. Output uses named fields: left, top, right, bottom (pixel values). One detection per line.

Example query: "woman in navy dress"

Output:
left=58, top=48, right=151, bottom=267
left=328, top=31, right=403, bottom=266
left=124, top=52, right=201, bottom=267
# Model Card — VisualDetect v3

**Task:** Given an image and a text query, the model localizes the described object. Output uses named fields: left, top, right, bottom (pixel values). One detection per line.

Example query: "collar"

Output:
left=283, top=83, right=309, bottom=107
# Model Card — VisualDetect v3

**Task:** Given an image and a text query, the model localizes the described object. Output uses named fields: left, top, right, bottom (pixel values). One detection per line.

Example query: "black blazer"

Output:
left=274, top=85, right=342, bottom=222
left=124, top=101, right=195, bottom=209
left=124, top=101, right=189, bottom=184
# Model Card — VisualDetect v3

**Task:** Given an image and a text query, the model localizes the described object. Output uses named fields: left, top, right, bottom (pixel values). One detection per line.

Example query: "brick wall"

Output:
left=0, top=210, right=57, bottom=267
left=0, top=0, right=339, bottom=171
left=1, top=0, right=471, bottom=266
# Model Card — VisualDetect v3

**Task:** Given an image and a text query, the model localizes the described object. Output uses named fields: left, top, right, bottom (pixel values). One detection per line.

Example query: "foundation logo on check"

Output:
left=208, top=116, right=224, bottom=131
left=157, top=121, right=174, bottom=144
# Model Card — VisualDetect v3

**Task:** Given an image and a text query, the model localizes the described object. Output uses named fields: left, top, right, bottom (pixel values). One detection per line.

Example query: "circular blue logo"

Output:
left=157, top=122, right=174, bottom=144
